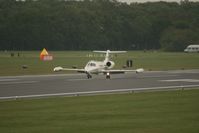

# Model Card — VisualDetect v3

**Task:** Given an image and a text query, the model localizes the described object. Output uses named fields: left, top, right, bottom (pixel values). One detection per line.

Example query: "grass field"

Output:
left=0, top=51, right=199, bottom=76
left=1, top=51, right=199, bottom=132
left=0, top=89, right=199, bottom=133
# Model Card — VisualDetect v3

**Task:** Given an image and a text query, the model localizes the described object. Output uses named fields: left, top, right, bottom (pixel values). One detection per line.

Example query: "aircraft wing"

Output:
left=101, top=68, right=144, bottom=74
left=53, top=66, right=85, bottom=73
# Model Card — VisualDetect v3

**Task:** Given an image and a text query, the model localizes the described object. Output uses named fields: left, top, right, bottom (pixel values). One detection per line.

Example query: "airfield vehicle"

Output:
left=184, top=45, right=199, bottom=53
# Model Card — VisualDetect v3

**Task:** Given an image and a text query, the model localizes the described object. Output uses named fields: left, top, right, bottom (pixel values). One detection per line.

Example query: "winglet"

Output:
left=136, top=68, right=144, bottom=73
left=53, top=66, right=63, bottom=72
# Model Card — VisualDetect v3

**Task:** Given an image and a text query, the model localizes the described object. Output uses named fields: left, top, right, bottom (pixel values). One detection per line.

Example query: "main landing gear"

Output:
left=87, top=74, right=92, bottom=79
left=86, top=71, right=92, bottom=79
left=86, top=72, right=110, bottom=79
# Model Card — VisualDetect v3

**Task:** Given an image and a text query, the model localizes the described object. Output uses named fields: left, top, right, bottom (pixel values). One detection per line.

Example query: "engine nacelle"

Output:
left=105, top=61, right=115, bottom=69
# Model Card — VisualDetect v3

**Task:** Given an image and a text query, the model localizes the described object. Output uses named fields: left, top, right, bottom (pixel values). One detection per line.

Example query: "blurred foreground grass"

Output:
left=0, top=89, right=199, bottom=133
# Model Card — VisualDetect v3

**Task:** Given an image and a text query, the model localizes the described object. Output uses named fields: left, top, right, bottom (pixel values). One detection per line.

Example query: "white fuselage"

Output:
left=84, top=60, right=115, bottom=74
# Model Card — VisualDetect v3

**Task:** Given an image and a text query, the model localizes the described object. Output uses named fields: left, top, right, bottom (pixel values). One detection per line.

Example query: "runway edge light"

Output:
left=40, top=48, right=53, bottom=61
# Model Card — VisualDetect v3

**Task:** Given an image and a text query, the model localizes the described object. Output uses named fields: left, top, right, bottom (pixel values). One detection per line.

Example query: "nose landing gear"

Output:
left=87, top=74, right=92, bottom=79
left=86, top=72, right=92, bottom=79
left=106, top=72, right=110, bottom=79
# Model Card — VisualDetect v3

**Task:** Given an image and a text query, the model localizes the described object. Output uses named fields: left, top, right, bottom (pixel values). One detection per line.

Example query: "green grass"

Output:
left=0, top=89, right=199, bottom=133
left=0, top=51, right=199, bottom=76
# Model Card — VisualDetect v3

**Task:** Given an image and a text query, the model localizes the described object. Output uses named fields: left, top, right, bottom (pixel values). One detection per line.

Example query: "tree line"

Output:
left=0, top=0, right=199, bottom=51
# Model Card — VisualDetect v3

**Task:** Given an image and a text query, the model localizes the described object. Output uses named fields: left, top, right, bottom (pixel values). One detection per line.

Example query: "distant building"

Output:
left=184, top=45, right=199, bottom=53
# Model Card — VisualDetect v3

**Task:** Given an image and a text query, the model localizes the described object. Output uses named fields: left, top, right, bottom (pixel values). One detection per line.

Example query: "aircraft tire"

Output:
left=87, top=74, right=92, bottom=79
left=106, top=75, right=110, bottom=79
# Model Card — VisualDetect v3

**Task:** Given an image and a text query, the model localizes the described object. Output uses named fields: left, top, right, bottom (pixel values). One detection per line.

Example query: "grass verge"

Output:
left=0, top=89, right=199, bottom=133
left=0, top=51, right=199, bottom=76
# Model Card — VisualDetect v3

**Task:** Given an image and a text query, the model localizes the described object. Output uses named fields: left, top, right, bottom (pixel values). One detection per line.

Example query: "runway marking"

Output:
left=160, top=79, right=199, bottom=83
left=1, top=84, right=199, bottom=100
left=0, top=73, right=84, bottom=79
left=0, top=81, right=38, bottom=85
left=169, top=70, right=199, bottom=74
left=0, top=79, right=19, bottom=82
left=142, top=75, right=178, bottom=78
left=67, top=79, right=92, bottom=81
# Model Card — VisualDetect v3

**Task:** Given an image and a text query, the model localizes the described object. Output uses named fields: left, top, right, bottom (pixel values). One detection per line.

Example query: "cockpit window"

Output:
left=86, top=62, right=96, bottom=67
left=90, top=63, right=96, bottom=67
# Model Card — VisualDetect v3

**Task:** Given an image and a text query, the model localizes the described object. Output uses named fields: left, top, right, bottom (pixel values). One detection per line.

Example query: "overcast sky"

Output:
left=119, top=0, right=199, bottom=4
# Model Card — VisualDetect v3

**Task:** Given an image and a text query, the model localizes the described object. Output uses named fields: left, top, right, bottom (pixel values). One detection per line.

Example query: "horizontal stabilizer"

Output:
left=93, top=50, right=126, bottom=54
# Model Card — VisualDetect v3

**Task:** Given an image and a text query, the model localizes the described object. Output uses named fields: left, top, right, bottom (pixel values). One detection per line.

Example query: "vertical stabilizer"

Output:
left=105, top=50, right=111, bottom=62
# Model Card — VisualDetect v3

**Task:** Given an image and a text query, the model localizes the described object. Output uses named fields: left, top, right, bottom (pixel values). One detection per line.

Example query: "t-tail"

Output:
left=93, top=50, right=126, bottom=62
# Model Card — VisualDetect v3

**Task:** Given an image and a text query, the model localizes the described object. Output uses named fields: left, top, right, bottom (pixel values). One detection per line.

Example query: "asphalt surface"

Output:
left=0, top=69, right=199, bottom=99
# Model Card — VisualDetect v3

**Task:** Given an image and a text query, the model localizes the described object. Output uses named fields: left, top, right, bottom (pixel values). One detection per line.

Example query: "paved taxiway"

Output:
left=0, top=69, right=199, bottom=99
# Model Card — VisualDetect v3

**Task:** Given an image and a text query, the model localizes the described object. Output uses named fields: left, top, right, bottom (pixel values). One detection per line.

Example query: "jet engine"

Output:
left=105, top=61, right=115, bottom=69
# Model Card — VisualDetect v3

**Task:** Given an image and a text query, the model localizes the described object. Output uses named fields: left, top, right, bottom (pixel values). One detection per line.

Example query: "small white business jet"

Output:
left=53, top=50, right=144, bottom=79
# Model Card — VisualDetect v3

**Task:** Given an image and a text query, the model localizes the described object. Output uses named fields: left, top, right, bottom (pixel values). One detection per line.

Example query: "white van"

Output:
left=184, top=45, right=199, bottom=53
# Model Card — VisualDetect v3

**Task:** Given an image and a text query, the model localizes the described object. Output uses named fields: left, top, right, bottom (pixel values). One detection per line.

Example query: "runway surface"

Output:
left=0, top=69, right=199, bottom=99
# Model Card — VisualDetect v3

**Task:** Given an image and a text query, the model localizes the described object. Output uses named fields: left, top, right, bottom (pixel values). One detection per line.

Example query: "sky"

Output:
left=119, top=0, right=199, bottom=4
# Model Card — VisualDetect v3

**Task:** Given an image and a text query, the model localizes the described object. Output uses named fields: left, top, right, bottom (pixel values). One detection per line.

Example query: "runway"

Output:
left=0, top=69, right=199, bottom=100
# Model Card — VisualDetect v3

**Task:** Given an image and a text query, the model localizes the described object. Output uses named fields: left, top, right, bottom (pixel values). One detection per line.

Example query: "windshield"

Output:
left=87, top=62, right=96, bottom=67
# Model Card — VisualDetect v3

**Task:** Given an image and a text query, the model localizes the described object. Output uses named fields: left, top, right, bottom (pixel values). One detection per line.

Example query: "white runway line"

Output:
left=142, top=75, right=178, bottom=78
left=1, top=84, right=199, bottom=100
left=67, top=79, right=92, bottom=81
left=0, top=79, right=19, bottom=82
left=160, top=79, right=199, bottom=83
left=0, top=81, right=38, bottom=85
left=168, top=69, right=199, bottom=74
left=0, top=73, right=84, bottom=79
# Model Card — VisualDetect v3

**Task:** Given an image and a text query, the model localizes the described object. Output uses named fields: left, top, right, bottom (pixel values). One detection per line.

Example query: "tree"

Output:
left=0, top=0, right=199, bottom=51
left=160, top=28, right=198, bottom=51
